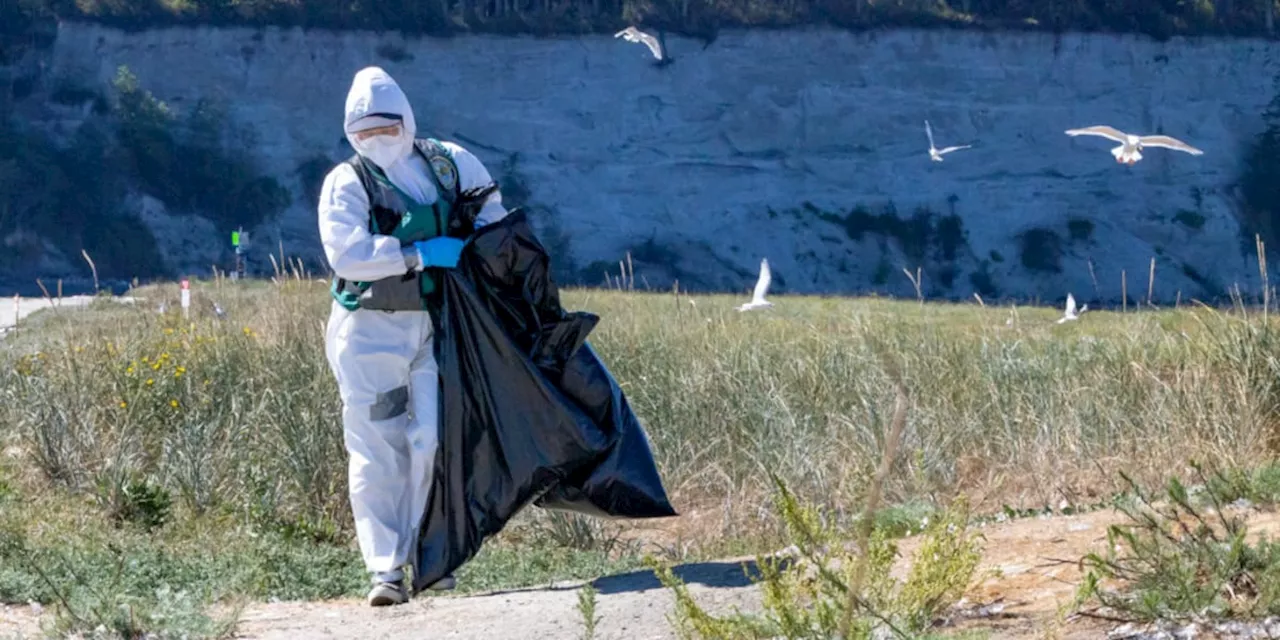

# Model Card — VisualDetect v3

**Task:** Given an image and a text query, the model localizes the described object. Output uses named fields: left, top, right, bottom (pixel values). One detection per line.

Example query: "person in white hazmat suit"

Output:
left=318, top=66, right=510, bottom=607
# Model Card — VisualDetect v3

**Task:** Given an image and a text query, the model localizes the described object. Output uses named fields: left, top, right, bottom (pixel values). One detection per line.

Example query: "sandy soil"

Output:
left=224, top=507, right=1280, bottom=640
left=3, top=507, right=1278, bottom=639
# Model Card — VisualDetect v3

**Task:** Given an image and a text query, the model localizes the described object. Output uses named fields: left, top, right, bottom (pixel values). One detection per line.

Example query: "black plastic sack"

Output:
left=532, top=337, right=678, bottom=519
left=451, top=210, right=678, bottom=521
left=412, top=209, right=677, bottom=592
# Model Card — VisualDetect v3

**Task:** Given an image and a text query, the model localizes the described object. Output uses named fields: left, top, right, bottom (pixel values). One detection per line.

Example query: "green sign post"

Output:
left=232, top=228, right=245, bottom=281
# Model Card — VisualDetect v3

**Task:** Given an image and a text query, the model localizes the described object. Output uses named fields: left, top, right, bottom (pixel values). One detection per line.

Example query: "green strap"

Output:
left=330, top=144, right=458, bottom=311
left=368, top=163, right=448, bottom=300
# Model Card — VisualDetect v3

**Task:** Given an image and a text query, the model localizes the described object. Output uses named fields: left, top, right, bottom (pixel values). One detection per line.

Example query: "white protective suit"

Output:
left=318, top=66, right=509, bottom=585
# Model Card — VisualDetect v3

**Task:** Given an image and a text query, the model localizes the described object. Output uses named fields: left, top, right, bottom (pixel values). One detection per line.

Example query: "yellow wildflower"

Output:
left=145, top=378, right=154, bottom=386
left=118, top=401, right=127, bottom=408
left=169, top=399, right=178, bottom=408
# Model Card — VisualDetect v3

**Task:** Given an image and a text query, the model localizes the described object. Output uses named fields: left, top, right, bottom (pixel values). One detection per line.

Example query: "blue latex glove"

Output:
left=414, top=237, right=465, bottom=269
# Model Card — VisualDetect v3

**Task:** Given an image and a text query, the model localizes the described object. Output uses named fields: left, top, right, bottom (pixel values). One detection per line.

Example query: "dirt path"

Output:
left=3, top=504, right=1276, bottom=639
left=232, top=562, right=762, bottom=640
left=0, top=296, right=89, bottom=334
left=226, top=507, right=1280, bottom=640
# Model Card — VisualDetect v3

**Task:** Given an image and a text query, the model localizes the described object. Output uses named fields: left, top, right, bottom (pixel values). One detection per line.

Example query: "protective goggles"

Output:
left=350, top=122, right=404, bottom=141
left=347, top=113, right=405, bottom=141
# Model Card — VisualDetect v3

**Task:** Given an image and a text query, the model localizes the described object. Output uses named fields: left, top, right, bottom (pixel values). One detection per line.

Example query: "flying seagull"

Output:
left=615, top=26, right=671, bottom=65
left=1056, top=293, right=1087, bottom=324
left=1064, top=125, right=1203, bottom=165
left=925, top=120, right=971, bottom=162
left=736, top=258, right=774, bottom=312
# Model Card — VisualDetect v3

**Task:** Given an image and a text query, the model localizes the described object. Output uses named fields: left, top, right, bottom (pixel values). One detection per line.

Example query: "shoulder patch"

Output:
left=430, top=155, right=458, bottom=192
left=416, top=138, right=460, bottom=199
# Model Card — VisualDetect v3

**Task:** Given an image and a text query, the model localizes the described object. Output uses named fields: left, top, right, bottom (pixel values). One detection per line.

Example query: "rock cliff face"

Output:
left=24, top=22, right=1280, bottom=302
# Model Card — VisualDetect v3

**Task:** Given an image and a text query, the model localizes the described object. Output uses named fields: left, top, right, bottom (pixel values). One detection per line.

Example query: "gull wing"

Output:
left=936, top=144, right=971, bottom=155
left=925, top=120, right=936, bottom=150
left=637, top=32, right=663, bottom=59
left=615, top=26, right=662, bottom=59
left=1065, top=125, right=1130, bottom=143
left=751, top=258, right=771, bottom=304
left=1065, top=293, right=1077, bottom=316
left=1138, top=135, right=1204, bottom=155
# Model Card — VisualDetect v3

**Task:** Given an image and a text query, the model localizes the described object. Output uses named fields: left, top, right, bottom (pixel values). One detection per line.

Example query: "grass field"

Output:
left=2, top=275, right=1280, bottom=636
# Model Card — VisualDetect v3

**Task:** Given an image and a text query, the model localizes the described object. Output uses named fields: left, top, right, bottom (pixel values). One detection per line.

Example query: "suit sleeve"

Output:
left=318, top=163, right=410, bottom=282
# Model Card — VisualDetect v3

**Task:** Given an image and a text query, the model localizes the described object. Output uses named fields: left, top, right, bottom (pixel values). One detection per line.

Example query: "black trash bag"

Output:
left=448, top=209, right=678, bottom=521
left=534, top=342, right=678, bottom=520
left=412, top=251, right=614, bottom=591
left=412, top=208, right=677, bottom=592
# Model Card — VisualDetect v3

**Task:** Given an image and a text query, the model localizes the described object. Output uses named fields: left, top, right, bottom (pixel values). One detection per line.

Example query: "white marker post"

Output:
left=180, top=279, right=191, bottom=319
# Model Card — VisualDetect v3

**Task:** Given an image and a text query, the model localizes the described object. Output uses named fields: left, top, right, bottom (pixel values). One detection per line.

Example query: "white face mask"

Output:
left=353, top=134, right=412, bottom=170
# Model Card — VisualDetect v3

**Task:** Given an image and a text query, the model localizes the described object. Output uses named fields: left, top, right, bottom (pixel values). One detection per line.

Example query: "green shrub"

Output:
left=814, top=202, right=969, bottom=270
left=295, top=154, right=334, bottom=210
left=653, top=478, right=983, bottom=639
left=1019, top=227, right=1063, bottom=273
left=1077, top=465, right=1280, bottom=622
left=112, top=66, right=289, bottom=233
left=936, top=214, right=966, bottom=262
left=1240, top=76, right=1280, bottom=251
left=0, top=112, right=166, bottom=279
left=969, top=262, right=999, bottom=298
left=1067, top=218, right=1095, bottom=242
left=1174, top=209, right=1207, bottom=230
left=374, top=42, right=413, bottom=63
left=8, top=0, right=1280, bottom=38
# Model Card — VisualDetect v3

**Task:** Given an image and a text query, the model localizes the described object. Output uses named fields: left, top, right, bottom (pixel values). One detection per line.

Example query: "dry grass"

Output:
left=3, top=274, right=1280, bottom=634
left=6, top=278, right=1280, bottom=543
left=581, top=287, right=1280, bottom=526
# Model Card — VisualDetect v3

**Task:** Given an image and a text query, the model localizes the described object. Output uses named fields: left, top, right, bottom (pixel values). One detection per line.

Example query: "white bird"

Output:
left=1056, top=293, right=1087, bottom=324
left=614, top=26, right=668, bottom=63
left=212, top=302, right=226, bottom=320
left=736, top=258, right=774, bottom=312
left=925, top=120, right=971, bottom=162
left=1064, top=125, right=1203, bottom=165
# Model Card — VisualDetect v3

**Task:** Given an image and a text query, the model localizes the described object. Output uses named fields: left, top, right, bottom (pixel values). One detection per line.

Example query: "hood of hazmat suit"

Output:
left=344, top=67, right=417, bottom=171
left=412, top=206, right=678, bottom=593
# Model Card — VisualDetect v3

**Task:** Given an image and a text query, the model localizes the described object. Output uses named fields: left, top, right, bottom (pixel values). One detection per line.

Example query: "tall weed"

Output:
left=652, top=478, right=983, bottom=639
left=7, top=280, right=1280, bottom=548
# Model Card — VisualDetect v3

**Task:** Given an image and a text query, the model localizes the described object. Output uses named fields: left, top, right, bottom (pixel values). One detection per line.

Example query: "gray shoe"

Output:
left=425, top=573, right=456, bottom=591
left=367, top=580, right=409, bottom=606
